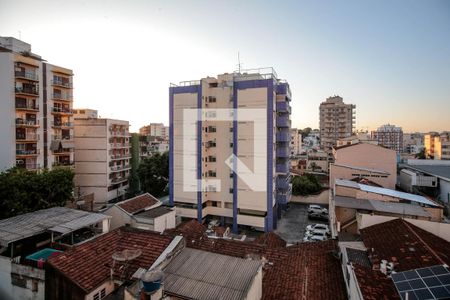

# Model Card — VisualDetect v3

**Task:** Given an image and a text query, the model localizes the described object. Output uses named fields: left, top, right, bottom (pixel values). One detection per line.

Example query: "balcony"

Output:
left=110, top=164, right=131, bottom=172
left=16, top=119, right=39, bottom=127
left=16, top=149, right=39, bottom=156
left=16, top=133, right=39, bottom=141
left=15, top=102, right=39, bottom=111
left=53, top=148, right=74, bottom=154
left=52, top=93, right=72, bottom=101
left=276, top=161, right=289, bottom=173
left=276, top=176, right=290, bottom=190
left=110, top=142, right=130, bottom=148
left=110, top=177, right=128, bottom=184
left=276, top=132, right=290, bottom=142
left=51, top=79, right=72, bottom=88
left=52, top=135, right=73, bottom=141
left=276, top=116, right=291, bottom=128
left=276, top=147, right=290, bottom=158
left=15, top=86, right=39, bottom=96
left=276, top=101, right=291, bottom=114
left=110, top=131, right=131, bottom=137
left=110, top=154, right=132, bottom=160
left=15, top=70, right=39, bottom=81
left=52, top=161, right=74, bottom=167
left=52, top=107, right=74, bottom=115
left=51, top=121, right=73, bottom=128
left=277, top=193, right=289, bottom=204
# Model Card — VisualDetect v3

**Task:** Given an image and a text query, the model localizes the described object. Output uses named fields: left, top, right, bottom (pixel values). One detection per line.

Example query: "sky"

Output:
left=1, top=0, right=449, bottom=133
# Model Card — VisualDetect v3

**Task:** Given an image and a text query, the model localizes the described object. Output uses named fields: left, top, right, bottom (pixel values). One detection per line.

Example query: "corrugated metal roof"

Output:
left=0, top=207, right=110, bottom=246
left=335, top=179, right=439, bottom=207
left=405, top=164, right=450, bottom=181
left=163, top=248, right=261, bottom=300
left=334, top=196, right=432, bottom=218
left=49, top=213, right=108, bottom=234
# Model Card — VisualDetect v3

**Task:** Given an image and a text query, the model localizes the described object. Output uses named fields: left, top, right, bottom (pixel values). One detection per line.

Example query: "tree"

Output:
left=415, top=148, right=426, bottom=159
left=138, top=151, right=169, bottom=197
left=0, top=167, right=74, bottom=219
left=291, top=174, right=322, bottom=196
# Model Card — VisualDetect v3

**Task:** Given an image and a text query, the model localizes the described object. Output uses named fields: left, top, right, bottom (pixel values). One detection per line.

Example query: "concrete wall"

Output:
left=245, top=266, right=263, bottom=300
left=330, top=164, right=392, bottom=189
left=0, top=256, right=45, bottom=300
left=153, top=210, right=176, bottom=233
left=84, top=280, right=115, bottom=300
left=103, top=205, right=132, bottom=230
left=332, top=143, right=397, bottom=189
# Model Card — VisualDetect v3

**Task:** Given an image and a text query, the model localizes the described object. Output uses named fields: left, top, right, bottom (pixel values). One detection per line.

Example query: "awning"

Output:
left=50, top=140, right=61, bottom=151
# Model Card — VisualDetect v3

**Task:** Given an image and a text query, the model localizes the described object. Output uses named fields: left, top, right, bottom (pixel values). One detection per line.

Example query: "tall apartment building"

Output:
left=139, top=123, right=169, bottom=139
left=371, top=124, right=403, bottom=153
left=0, top=36, right=74, bottom=171
left=290, top=128, right=302, bottom=156
left=169, top=68, right=291, bottom=232
left=425, top=132, right=450, bottom=160
left=74, top=109, right=131, bottom=204
left=319, top=95, right=355, bottom=151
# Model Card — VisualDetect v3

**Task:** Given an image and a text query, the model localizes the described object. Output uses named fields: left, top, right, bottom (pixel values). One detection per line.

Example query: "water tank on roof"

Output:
left=141, top=270, right=163, bottom=293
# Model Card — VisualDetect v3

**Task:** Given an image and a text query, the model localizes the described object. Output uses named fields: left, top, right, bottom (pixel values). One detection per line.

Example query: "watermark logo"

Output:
left=182, top=108, right=267, bottom=192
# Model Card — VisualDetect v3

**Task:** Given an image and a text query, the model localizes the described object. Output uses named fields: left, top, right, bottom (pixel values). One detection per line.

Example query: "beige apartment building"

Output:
left=330, top=143, right=397, bottom=189
left=290, top=128, right=302, bottom=156
left=371, top=124, right=403, bottom=153
left=0, top=36, right=74, bottom=171
left=139, top=123, right=169, bottom=138
left=74, top=109, right=131, bottom=204
left=425, top=132, right=450, bottom=160
left=170, top=69, right=292, bottom=232
left=319, top=95, right=355, bottom=151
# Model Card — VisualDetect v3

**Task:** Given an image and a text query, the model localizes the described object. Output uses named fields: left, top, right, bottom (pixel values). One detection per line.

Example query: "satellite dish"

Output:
left=112, top=249, right=142, bottom=262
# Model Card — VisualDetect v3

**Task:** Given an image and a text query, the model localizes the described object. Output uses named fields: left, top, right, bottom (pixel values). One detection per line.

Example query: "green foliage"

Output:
left=0, top=167, right=74, bottom=219
left=300, top=127, right=312, bottom=137
left=415, top=148, right=426, bottom=159
left=138, top=151, right=169, bottom=197
left=291, top=173, right=322, bottom=196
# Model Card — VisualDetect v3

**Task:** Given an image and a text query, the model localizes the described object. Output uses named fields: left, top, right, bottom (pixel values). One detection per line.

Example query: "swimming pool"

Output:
left=25, top=248, right=63, bottom=261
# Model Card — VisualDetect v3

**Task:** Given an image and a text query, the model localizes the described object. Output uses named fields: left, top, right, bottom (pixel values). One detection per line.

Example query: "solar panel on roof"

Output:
left=392, top=265, right=450, bottom=300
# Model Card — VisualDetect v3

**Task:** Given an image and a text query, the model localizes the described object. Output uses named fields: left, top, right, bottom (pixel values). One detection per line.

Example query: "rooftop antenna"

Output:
left=237, top=52, right=242, bottom=73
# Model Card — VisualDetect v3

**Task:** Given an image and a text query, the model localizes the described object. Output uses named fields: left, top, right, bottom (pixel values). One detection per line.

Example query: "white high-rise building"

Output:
left=290, top=128, right=302, bottom=156
left=169, top=68, right=292, bottom=232
left=0, top=36, right=74, bottom=171
left=371, top=124, right=403, bottom=154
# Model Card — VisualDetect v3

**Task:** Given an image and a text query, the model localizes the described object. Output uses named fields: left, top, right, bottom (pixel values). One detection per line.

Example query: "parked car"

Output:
left=306, top=224, right=330, bottom=234
left=303, top=233, right=327, bottom=242
left=304, top=228, right=329, bottom=238
left=308, top=211, right=329, bottom=221
left=307, top=204, right=328, bottom=214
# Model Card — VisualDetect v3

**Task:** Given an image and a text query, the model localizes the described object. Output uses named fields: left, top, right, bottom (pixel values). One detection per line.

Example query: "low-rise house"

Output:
left=330, top=179, right=443, bottom=237
left=0, top=207, right=110, bottom=300
left=102, top=193, right=175, bottom=232
left=46, top=227, right=181, bottom=300
left=330, top=143, right=397, bottom=189
left=339, top=218, right=450, bottom=300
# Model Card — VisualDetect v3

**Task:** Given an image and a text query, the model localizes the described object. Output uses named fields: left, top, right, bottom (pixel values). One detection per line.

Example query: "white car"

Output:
left=307, top=205, right=328, bottom=214
left=303, top=234, right=327, bottom=242
left=304, top=229, right=328, bottom=238
left=306, top=224, right=330, bottom=234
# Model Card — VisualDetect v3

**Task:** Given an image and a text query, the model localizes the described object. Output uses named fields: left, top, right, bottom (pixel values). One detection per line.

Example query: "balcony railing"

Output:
left=53, top=148, right=74, bottom=154
left=16, top=119, right=39, bottom=126
left=16, top=163, right=40, bottom=170
left=16, top=149, right=39, bottom=155
left=52, top=93, right=73, bottom=101
left=51, top=80, right=73, bottom=88
left=276, top=116, right=291, bottom=128
left=15, top=102, right=39, bottom=111
left=110, top=131, right=131, bottom=137
left=52, top=161, right=74, bottom=167
left=15, top=71, right=39, bottom=81
left=276, top=176, right=290, bottom=190
left=16, top=133, right=39, bottom=141
left=276, top=101, right=291, bottom=114
left=110, top=164, right=131, bottom=172
left=110, top=177, right=128, bottom=184
left=52, top=135, right=73, bottom=140
left=110, top=142, right=130, bottom=148
left=110, top=154, right=132, bottom=160
left=15, top=87, right=39, bottom=95
left=52, top=107, right=74, bottom=114
left=276, top=147, right=290, bottom=158
left=276, top=132, right=290, bottom=142
left=51, top=121, right=73, bottom=128
left=276, top=161, right=289, bottom=173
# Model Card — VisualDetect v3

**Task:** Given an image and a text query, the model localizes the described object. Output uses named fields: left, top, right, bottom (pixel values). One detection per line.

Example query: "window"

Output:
left=208, top=170, right=217, bottom=177
left=208, top=96, right=217, bottom=103
left=208, top=156, right=216, bottom=162
left=208, top=126, right=217, bottom=132
left=93, top=287, right=106, bottom=300
left=32, top=280, right=38, bottom=292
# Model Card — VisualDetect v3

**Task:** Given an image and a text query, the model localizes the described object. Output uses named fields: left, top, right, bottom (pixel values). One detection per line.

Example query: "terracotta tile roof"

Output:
left=117, top=193, right=159, bottom=214
left=361, top=218, right=450, bottom=272
left=262, top=240, right=346, bottom=300
left=353, top=264, right=400, bottom=300
left=47, top=227, right=173, bottom=293
left=165, top=220, right=345, bottom=299
left=254, top=232, right=287, bottom=248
